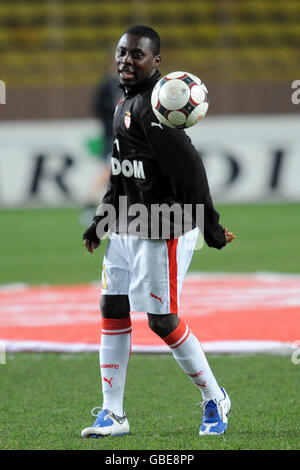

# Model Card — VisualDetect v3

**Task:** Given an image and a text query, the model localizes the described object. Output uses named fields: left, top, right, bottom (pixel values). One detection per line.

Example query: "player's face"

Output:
left=115, top=33, right=161, bottom=87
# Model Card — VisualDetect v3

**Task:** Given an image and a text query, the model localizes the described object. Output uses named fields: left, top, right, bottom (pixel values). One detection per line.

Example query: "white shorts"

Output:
left=101, top=228, right=199, bottom=314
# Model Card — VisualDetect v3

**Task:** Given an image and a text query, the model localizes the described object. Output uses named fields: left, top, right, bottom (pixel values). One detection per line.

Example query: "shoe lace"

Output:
left=196, top=399, right=224, bottom=420
left=90, top=407, right=125, bottom=423
left=91, top=406, right=102, bottom=417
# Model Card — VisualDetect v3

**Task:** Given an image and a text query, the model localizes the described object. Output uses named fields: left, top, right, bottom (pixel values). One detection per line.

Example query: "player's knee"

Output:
left=147, top=313, right=179, bottom=338
left=100, top=295, right=130, bottom=319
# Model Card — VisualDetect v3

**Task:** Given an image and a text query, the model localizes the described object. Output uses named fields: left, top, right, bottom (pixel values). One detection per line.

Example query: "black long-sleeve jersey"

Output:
left=96, top=70, right=226, bottom=249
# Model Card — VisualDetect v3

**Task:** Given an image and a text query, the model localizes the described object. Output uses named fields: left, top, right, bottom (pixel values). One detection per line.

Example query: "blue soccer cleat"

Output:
left=81, top=407, right=130, bottom=438
left=199, top=388, right=231, bottom=435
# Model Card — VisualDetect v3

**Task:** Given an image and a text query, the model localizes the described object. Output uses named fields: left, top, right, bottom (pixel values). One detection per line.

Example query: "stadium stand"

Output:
left=1, top=0, right=299, bottom=118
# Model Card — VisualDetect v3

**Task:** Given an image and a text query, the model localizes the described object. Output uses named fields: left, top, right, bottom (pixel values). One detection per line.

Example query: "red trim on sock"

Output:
left=101, top=317, right=132, bottom=335
left=173, top=329, right=191, bottom=349
left=166, top=238, right=178, bottom=313
left=162, top=319, right=189, bottom=348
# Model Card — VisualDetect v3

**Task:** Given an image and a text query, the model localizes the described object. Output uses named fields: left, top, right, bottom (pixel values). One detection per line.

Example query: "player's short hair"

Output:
left=123, top=25, right=161, bottom=56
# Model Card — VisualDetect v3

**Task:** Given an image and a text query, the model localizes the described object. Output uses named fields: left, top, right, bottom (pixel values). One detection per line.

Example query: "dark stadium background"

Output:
left=1, top=0, right=299, bottom=119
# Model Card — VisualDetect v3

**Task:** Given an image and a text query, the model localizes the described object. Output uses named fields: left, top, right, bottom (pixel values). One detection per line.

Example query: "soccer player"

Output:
left=81, top=25, right=235, bottom=438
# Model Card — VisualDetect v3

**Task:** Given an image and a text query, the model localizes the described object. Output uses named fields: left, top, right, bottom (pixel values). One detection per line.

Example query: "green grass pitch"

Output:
left=1, top=203, right=300, bottom=285
left=0, top=204, right=300, bottom=450
left=0, top=353, right=299, bottom=450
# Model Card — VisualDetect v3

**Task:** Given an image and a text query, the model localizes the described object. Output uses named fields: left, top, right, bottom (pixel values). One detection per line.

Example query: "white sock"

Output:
left=99, top=317, right=132, bottom=416
left=162, top=319, right=223, bottom=401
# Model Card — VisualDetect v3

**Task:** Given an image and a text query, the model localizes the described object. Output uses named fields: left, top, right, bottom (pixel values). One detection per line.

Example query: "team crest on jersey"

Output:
left=124, top=110, right=131, bottom=129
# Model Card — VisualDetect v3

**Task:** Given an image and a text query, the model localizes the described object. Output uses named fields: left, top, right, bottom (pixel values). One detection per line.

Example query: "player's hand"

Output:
left=83, top=238, right=101, bottom=254
left=83, top=216, right=102, bottom=254
left=224, top=227, right=236, bottom=244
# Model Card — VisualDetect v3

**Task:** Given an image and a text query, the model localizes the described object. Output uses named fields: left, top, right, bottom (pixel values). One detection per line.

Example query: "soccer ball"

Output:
left=151, top=71, right=209, bottom=129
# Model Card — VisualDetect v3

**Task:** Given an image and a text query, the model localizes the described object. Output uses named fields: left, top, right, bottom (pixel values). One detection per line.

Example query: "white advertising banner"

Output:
left=0, top=114, right=299, bottom=207
left=0, top=119, right=102, bottom=207
left=188, top=114, right=300, bottom=203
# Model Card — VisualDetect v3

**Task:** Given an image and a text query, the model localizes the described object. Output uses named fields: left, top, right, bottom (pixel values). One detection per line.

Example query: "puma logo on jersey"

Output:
left=111, top=157, right=145, bottom=179
left=151, top=121, right=163, bottom=130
